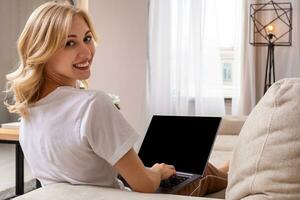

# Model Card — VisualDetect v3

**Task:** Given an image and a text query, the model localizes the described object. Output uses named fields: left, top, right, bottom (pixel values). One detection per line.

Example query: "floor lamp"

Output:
left=249, top=0, right=292, bottom=94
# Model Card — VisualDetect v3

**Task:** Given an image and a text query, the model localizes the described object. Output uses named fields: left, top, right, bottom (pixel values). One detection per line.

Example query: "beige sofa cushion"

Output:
left=213, top=135, right=238, bottom=152
left=13, top=183, right=222, bottom=200
left=217, top=115, right=247, bottom=135
left=226, top=78, right=300, bottom=200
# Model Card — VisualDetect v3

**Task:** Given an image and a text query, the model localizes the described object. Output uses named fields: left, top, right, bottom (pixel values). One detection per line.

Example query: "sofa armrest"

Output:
left=13, top=183, right=222, bottom=200
left=217, top=115, right=247, bottom=136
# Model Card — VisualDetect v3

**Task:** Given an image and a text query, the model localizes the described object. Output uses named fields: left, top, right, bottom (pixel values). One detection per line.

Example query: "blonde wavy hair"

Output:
left=5, top=1, right=98, bottom=118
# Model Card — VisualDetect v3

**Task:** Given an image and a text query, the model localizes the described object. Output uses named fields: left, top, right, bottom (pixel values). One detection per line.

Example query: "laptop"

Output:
left=138, top=115, right=221, bottom=194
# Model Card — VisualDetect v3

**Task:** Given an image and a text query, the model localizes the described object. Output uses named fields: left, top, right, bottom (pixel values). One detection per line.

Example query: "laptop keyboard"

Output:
left=160, top=175, right=189, bottom=188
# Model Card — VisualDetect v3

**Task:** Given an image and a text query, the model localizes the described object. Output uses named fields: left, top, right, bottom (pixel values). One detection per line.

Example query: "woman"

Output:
left=5, top=1, right=228, bottom=196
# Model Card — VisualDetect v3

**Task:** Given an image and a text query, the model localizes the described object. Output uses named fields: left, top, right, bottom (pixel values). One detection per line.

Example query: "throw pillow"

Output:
left=226, top=78, right=300, bottom=200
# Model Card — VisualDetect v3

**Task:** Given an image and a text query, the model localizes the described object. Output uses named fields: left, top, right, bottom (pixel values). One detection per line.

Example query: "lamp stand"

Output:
left=264, top=35, right=275, bottom=94
left=249, top=0, right=293, bottom=94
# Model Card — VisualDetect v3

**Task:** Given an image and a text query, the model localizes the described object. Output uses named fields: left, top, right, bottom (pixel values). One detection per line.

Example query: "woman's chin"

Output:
left=76, top=70, right=91, bottom=80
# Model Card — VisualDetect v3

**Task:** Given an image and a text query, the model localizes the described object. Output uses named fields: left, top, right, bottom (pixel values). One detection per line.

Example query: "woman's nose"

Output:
left=78, top=44, right=92, bottom=60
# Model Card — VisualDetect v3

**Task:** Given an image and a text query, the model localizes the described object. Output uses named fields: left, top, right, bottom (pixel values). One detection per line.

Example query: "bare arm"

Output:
left=114, top=148, right=176, bottom=193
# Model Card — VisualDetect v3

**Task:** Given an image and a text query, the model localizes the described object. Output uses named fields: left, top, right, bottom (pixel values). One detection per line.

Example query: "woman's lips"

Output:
left=73, top=61, right=90, bottom=70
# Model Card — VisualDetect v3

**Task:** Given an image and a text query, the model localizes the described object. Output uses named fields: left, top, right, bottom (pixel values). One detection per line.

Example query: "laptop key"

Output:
left=160, top=175, right=189, bottom=188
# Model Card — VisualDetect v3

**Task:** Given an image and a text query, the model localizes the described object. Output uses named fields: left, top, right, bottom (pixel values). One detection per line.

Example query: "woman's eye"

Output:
left=84, top=35, right=92, bottom=43
left=65, top=40, right=76, bottom=47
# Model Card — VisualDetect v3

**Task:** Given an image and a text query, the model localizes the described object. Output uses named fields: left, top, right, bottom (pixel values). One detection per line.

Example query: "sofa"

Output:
left=14, top=115, right=246, bottom=200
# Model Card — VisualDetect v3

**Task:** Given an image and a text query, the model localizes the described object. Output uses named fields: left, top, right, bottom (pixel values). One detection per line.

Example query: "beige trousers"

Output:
left=176, top=163, right=228, bottom=196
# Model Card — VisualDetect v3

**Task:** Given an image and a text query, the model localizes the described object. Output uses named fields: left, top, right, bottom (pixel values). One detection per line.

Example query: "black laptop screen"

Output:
left=138, top=115, right=221, bottom=175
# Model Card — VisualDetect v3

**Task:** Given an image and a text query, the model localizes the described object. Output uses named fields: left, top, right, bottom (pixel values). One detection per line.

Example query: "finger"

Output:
left=169, top=165, right=175, bottom=169
left=172, top=169, right=176, bottom=175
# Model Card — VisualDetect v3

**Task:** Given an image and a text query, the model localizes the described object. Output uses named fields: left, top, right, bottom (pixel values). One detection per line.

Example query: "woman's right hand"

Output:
left=114, top=149, right=177, bottom=193
left=150, top=163, right=176, bottom=180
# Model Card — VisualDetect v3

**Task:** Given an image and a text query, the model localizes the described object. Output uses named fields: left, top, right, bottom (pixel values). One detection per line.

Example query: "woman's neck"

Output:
left=38, top=78, right=76, bottom=100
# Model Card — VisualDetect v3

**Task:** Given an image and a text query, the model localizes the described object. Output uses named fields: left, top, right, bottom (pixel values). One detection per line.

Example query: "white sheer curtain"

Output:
left=231, top=0, right=257, bottom=115
left=232, top=0, right=258, bottom=115
left=148, top=0, right=243, bottom=116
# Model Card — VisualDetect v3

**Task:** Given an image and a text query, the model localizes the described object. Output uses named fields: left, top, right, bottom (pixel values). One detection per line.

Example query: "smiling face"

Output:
left=44, top=14, right=95, bottom=87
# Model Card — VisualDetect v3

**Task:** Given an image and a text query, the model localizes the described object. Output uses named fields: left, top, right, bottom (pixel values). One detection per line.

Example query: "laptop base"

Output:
left=155, top=172, right=202, bottom=194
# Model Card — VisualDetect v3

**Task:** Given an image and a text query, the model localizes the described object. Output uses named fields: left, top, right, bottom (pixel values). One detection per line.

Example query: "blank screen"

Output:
left=138, top=115, right=221, bottom=175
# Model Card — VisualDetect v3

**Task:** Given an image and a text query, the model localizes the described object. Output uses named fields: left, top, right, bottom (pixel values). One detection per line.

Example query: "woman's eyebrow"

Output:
left=67, top=30, right=91, bottom=38
left=85, top=30, right=91, bottom=35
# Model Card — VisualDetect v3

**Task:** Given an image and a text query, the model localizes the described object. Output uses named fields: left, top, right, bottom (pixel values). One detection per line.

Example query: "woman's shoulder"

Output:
left=58, top=87, right=111, bottom=104
left=60, top=88, right=118, bottom=117
left=58, top=86, right=105, bottom=97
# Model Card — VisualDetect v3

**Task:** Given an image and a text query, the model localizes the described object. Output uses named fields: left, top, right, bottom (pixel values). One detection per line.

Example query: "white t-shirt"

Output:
left=19, top=86, right=139, bottom=189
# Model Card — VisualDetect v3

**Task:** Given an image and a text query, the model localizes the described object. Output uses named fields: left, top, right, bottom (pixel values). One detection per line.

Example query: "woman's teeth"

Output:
left=74, top=62, right=89, bottom=68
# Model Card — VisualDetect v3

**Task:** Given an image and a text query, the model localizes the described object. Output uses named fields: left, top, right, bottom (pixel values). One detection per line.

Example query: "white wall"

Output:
left=88, top=0, right=149, bottom=137
left=0, top=1, right=15, bottom=123
left=0, top=0, right=49, bottom=123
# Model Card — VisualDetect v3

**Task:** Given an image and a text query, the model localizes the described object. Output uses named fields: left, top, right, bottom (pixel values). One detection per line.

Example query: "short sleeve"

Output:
left=80, top=92, right=139, bottom=166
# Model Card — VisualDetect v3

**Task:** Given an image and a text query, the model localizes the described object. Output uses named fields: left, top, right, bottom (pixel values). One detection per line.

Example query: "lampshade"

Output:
left=249, top=0, right=292, bottom=46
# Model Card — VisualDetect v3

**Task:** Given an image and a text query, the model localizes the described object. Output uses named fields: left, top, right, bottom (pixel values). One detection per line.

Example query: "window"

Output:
left=221, top=48, right=234, bottom=98
left=223, top=63, right=232, bottom=83
left=217, top=0, right=239, bottom=99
